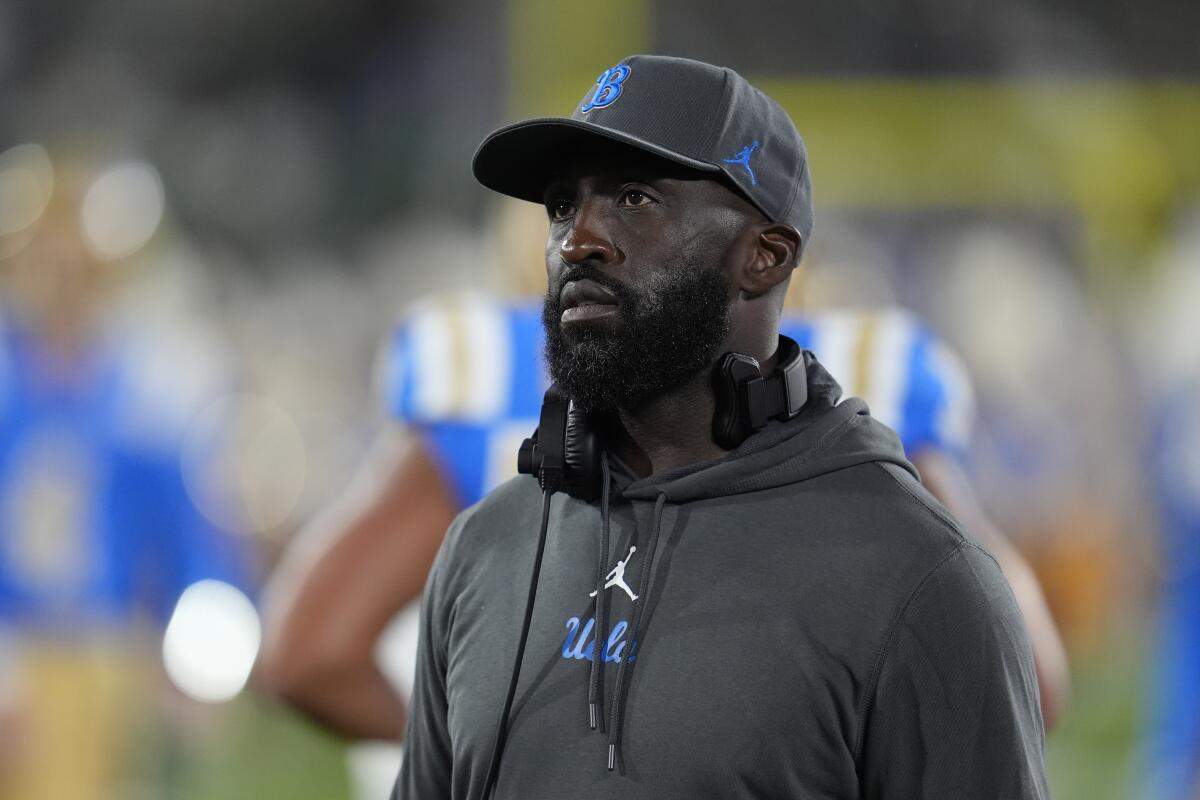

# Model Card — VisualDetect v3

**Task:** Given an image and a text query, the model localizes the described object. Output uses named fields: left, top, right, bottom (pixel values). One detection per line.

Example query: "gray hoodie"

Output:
left=394, top=355, right=1048, bottom=799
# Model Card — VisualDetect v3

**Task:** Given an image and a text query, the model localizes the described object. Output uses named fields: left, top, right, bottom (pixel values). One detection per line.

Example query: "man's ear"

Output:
left=738, top=223, right=802, bottom=297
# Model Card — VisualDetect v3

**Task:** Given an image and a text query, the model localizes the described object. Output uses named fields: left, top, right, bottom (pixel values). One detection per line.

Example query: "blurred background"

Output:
left=1, top=0, right=1198, bottom=798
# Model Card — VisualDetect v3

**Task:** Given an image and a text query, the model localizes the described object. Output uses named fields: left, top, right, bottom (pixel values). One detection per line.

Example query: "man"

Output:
left=387, top=55, right=1047, bottom=798
left=258, top=300, right=1068, bottom=759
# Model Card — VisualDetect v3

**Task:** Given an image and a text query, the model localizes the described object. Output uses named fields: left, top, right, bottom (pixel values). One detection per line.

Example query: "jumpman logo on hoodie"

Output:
left=590, top=546, right=639, bottom=602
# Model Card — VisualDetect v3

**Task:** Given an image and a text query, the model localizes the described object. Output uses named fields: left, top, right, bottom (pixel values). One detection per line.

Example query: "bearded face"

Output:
left=542, top=253, right=732, bottom=413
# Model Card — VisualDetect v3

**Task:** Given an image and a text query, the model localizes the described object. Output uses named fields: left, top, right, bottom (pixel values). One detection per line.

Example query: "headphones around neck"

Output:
left=517, top=335, right=808, bottom=500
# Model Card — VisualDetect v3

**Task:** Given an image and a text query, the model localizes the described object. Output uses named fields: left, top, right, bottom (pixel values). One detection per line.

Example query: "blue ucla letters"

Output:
left=562, top=616, right=638, bottom=663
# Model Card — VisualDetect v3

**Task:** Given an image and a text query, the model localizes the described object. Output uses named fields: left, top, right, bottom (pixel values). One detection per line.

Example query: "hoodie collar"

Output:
left=620, top=352, right=916, bottom=503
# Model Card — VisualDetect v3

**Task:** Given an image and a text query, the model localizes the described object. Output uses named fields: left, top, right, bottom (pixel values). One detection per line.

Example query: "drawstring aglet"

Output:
left=607, top=744, right=616, bottom=771
left=589, top=703, right=597, bottom=730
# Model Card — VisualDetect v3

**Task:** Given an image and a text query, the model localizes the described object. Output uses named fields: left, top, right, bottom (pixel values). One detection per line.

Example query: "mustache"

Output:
left=547, top=265, right=633, bottom=306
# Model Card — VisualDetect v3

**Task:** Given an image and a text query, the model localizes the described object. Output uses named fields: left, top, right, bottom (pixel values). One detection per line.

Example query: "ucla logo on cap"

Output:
left=580, top=65, right=631, bottom=113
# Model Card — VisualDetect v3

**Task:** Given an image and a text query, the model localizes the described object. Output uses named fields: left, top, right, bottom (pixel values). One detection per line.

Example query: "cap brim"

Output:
left=471, top=118, right=720, bottom=204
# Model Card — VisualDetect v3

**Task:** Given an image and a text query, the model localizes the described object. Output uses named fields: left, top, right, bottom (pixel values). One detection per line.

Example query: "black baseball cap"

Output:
left=472, top=54, right=814, bottom=256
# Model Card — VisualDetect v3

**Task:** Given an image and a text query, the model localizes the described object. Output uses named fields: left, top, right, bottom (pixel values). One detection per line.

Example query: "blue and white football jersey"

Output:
left=783, top=308, right=974, bottom=460
left=0, top=318, right=249, bottom=635
left=384, top=295, right=976, bottom=507
left=383, top=294, right=548, bottom=507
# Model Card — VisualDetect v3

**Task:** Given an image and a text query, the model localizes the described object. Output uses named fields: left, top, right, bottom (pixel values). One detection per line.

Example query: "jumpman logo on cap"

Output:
left=723, top=140, right=760, bottom=186
left=589, top=546, right=639, bottom=602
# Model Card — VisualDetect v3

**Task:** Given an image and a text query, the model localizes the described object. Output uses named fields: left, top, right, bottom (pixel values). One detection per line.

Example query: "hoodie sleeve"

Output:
left=857, top=542, right=1049, bottom=799
left=392, top=519, right=459, bottom=800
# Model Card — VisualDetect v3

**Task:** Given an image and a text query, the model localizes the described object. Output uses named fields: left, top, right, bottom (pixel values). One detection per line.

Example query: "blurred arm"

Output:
left=913, top=449, right=1070, bottom=730
left=256, top=430, right=457, bottom=740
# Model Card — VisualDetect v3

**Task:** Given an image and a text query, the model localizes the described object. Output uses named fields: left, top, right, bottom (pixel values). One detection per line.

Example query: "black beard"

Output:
left=542, top=256, right=732, bottom=413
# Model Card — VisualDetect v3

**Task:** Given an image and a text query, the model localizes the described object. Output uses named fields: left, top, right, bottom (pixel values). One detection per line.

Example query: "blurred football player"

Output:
left=1141, top=377, right=1200, bottom=799
left=0, top=146, right=249, bottom=800
left=1135, top=219, right=1200, bottom=800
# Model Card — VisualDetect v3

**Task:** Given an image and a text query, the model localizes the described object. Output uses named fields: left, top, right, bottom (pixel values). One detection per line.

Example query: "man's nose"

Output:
left=560, top=209, right=618, bottom=266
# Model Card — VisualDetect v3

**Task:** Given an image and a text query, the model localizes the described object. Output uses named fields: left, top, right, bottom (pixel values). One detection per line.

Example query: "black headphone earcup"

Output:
left=711, top=352, right=762, bottom=450
left=562, top=404, right=602, bottom=502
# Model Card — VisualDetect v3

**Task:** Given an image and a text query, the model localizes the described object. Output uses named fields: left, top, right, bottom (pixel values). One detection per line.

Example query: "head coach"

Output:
left=393, top=55, right=1048, bottom=800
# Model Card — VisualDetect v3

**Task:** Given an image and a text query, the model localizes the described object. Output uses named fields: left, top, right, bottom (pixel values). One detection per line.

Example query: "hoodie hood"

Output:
left=621, top=351, right=917, bottom=504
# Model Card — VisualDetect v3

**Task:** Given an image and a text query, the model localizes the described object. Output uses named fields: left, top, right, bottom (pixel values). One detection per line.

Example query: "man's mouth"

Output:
left=559, top=278, right=620, bottom=324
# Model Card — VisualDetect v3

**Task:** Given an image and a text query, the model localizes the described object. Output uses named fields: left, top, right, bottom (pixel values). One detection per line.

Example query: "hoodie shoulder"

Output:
left=862, top=458, right=990, bottom=565
left=873, top=460, right=972, bottom=547
left=442, top=473, right=547, bottom=554
left=428, top=474, right=549, bottom=611
left=793, top=450, right=996, bottom=610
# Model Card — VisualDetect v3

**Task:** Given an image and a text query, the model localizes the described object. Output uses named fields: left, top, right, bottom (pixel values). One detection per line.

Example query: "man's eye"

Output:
left=620, top=190, right=651, bottom=207
left=549, top=200, right=574, bottom=220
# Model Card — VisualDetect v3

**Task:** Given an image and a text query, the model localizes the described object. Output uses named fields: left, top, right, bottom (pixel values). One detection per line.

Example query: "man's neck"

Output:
left=609, top=371, right=723, bottom=479
left=608, top=332, right=781, bottom=479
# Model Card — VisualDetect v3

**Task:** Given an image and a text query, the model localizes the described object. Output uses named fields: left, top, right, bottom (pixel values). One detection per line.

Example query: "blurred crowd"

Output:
left=1, top=1, right=1198, bottom=799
